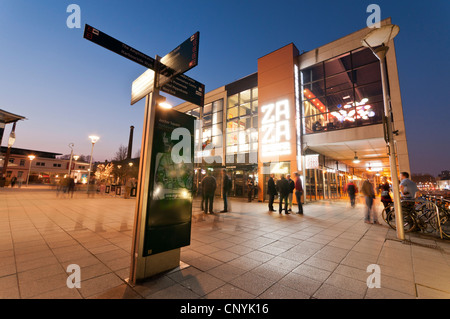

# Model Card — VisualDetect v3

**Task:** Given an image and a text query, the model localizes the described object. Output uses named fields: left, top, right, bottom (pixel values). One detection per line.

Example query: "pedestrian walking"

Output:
left=276, top=175, right=290, bottom=215
left=201, top=171, right=216, bottom=214
left=10, top=176, right=17, bottom=188
left=17, top=176, right=23, bottom=188
left=361, top=178, right=379, bottom=224
left=346, top=180, right=358, bottom=208
left=287, top=174, right=295, bottom=211
left=221, top=169, right=231, bottom=212
left=247, top=177, right=254, bottom=202
left=293, top=172, right=303, bottom=214
left=68, top=177, right=75, bottom=198
left=267, top=174, right=277, bottom=212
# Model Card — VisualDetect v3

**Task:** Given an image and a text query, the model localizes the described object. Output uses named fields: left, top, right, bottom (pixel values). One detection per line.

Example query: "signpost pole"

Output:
left=129, top=56, right=181, bottom=285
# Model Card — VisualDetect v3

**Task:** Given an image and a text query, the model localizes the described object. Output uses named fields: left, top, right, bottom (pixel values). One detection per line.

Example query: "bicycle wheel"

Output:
left=381, top=204, right=393, bottom=225
left=438, top=207, right=450, bottom=239
left=418, top=204, right=438, bottom=233
left=387, top=209, right=417, bottom=233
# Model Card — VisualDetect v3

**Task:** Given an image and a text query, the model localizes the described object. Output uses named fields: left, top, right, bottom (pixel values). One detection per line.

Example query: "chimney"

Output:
left=127, top=126, right=134, bottom=159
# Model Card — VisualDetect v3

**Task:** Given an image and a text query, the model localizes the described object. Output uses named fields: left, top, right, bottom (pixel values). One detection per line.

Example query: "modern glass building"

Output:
left=174, top=18, right=410, bottom=203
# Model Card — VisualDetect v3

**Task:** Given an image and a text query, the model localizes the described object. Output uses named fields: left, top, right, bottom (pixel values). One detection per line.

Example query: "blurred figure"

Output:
left=87, top=175, right=96, bottom=197
left=201, top=171, right=216, bottom=214
left=68, top=177, right=75, bottom=198
left=379, top=176, right=393, bottom=212
left=361, top=178, right=379, bottom=224
left=286, top=174, right=295, bottom=211
left=346, top=180, right=358, bottom=208
left=267, top=174, right=277, bottom=212
left=276, top=175, right=290, bottom=215
left=221, top=169, right=231, bottom=213
left=124, top=178, right=133, bottom=199
left=10, top=176, right=17, bottom=188
left=247, top=177, right=254, bottom=202
left=17, top=176, right=23, bottom=188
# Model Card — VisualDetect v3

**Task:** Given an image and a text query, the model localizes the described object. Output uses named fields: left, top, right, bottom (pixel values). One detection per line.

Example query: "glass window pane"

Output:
left=228, top=94, right=238, bottom=108
left=227, top=132, right=238, bottom=146
left=227, top=119, right=239, bottom=132
left=203, top=114, right=212, bottom=127
left=325, top=88, right=354, bottom=112
left=212, top=123, right=222, bottom=136
left=252, top=87, right=258, bottom=100
left=325, top=71, right=353, bottom=94
left=240, top=89, right=251, bottom=103
left=302, top=81, right=325, bottom=100
left=352, top=47, right=379, bottom=68
left=301, top=63, right=324, bottom=83
left=252, top=116, right=258, bottom=128
left=213, top=135, right=223, bottom=148
left=354, top=82, right=383, bottom=103
left=227, top=106, right=238, bottom=119
left=239, top=103, right=252, bottom=117
left=213, top=111, right=222, bottom=124
left=324, top=52, right=351, bottom=77
left=204, top=103, right=212, bottom=115
left=213, top=99, right=223, bottom=113
left=252, top=100, right=258, bottom=113
left=352, top=62, right=381, bottom=87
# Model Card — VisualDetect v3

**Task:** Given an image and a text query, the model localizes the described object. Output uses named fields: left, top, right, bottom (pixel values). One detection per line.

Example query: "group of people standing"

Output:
left=200, top=169, right=232, bottom=214
left=267, top=173, right=303, bottom=215
left=346, top=171, right=419, bottom=225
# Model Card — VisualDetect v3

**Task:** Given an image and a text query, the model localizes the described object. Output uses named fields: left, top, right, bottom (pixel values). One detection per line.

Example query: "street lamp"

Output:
left=87, top=135, right=99, bottom=193
left=26, top=155, right=35, bottom=187
left=67, top=143, right=74, bottom=177
left=362, top=23, right=404, bottom=240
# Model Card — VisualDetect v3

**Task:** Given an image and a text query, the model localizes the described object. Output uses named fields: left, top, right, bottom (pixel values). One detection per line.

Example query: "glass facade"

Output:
left=301, top=47, right=383, bottom=134
left=226, top=88, right=258, bottom=159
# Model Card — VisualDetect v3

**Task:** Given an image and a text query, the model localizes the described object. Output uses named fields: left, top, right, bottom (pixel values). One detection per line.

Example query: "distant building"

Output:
left=0, top=147, right=90, bottom=185
left=437, top=170, right=450, bottom=190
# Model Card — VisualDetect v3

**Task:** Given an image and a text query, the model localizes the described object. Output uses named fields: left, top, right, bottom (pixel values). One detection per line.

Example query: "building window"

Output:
left=20, top=159, right=25, bottom=166
left=53, top=163, right=61, bottom=167
left=226, top=88, right=258, bottom=157
left=301, top=47, right=383, bottom=134
left=36, top=162, right=46, bottom=167
left=202, top=99, right=224, bottom=150
left=8, top=158, right=14, bottom=164
left=18, top=171, right=23, bottom=178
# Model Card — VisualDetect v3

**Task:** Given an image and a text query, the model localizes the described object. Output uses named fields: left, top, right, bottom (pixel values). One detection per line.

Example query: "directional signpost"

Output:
left=83, top=24, right=204, bottom=284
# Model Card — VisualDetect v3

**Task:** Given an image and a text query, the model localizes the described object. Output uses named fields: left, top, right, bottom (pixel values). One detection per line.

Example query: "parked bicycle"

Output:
left=382, top=197, right=445, bottom=237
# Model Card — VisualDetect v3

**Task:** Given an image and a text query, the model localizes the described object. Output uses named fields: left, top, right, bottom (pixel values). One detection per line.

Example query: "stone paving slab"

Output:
left=1, top=186, right=450, bottom=299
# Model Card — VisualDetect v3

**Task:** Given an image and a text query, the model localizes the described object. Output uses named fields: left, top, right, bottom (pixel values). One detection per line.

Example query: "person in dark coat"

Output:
left=294, top=172, right=304, bottom=214
left=287, top=174, right=295, bottom=211
left=267, top=174, right=277, bottom=211
left=346, top=180, right=357, bottom=208
left=201, top=171, right=216, bottom=214
left=221, top=169, right=231, bottom=212
left=276, top=175, right=290, bottom=214
left=247, top=177, right=254, bottom=202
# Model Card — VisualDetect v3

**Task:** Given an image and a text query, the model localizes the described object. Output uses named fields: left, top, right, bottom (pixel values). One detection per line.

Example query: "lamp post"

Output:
left=362, top=24, right=404, bottom=240
left=67, top=143, right=74, bottom=177
left=87, top=135, right=99, bottom=193
left=26, top=155, right=35, bottom=187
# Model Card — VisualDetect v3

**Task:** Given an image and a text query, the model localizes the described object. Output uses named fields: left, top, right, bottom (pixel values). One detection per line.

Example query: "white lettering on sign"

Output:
left=261, top=99, right=291, bottom=157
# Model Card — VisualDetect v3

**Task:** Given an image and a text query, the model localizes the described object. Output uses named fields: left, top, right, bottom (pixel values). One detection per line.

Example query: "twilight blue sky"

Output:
left=0, top=0, right=449, bottom=175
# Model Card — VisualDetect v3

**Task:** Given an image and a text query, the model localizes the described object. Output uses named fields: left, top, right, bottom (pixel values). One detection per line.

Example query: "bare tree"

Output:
left=112, top=145, right=128, bottom=161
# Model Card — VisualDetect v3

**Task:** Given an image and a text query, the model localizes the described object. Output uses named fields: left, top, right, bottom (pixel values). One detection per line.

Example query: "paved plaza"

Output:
left=0, top=186, right=449, bottom=299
